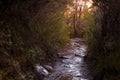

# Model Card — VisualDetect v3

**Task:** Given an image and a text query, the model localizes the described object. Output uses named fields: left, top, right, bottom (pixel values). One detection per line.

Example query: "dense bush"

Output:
left=32, top=14, right=70, bottom=55
left=0, top=0, right=71, bottom=80
left=81, top=9, right=95, bottom=41
left=87, top=0, right=120, bottom=80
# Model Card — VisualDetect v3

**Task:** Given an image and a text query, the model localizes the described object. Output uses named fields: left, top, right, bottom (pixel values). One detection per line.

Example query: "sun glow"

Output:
left=86, top=0, right=93, bottom=8
left=64, top=0, right=93, bottom=18
left=73, top=0, right=93, bottom=8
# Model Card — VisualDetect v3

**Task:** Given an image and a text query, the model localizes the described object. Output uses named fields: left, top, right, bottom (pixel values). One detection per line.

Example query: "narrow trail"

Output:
left=44, top=38, right=92, bottom=80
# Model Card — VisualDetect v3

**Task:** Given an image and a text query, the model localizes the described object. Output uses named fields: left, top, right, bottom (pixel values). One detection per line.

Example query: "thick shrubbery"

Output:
left=32, top=14, right=70, bottom=55
left=0, top=0, right=70, bottom=80
left=81, top=9, right=95, bottom=42
left=87, top=0, right=120, bottom=80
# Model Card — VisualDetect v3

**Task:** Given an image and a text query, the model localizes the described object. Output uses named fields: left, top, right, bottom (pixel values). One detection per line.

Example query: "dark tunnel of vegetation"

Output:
left=0, top=0, right=120, bottom=80
left=87, top=0, right=120, bottom=80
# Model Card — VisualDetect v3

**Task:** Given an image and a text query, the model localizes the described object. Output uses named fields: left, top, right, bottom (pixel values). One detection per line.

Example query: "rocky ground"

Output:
left=35, top=38, right=93, bottom=80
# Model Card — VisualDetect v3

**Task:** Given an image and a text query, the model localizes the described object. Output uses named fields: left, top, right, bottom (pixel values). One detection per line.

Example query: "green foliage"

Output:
left=33, top=0, right=71, bottom=51
left=0, top=0, right=70, bottom=80
left=82, top=9, right=95, bottom=41
left=78, top=8, right=96, bottom=52
left=87, top=0, right=120, bottom=80
left=32, top=14, right=70, bottom=56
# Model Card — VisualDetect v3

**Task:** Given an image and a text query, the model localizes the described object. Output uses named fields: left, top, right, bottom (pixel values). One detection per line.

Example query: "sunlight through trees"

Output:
left=65, top=0, right=93, bottom=37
